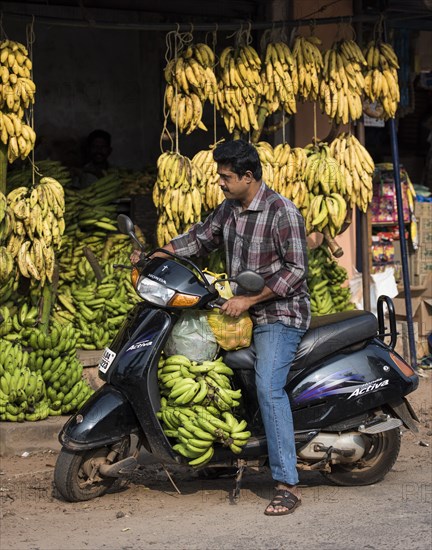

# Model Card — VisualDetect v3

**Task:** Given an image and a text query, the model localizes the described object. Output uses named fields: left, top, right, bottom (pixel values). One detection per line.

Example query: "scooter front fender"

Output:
left=59, top=384, right=141, bottom=451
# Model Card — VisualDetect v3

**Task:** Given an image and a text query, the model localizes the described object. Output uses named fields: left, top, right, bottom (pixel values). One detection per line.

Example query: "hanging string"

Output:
left=160, top=87, right=173, bottom=153
left=162, top=24, right=192, bottom=155
left=309, top=18, right=317, bottom=37
left=245, top=21, right=253, bottom=45
left=280, top=23, right=288, bottom=45
left=289, top=26, right=297, bottom=48
left=313, top=102, right=318, bottom=146
left=26, top=16, right=36, bottom=186
left=211, top=25, right=218, bottom=146
left=335, top=18, right=342, bottom=42
left=373, top=13, right=385, bottom=42
left=259, top=28, right=271, bottom=54
left=282, top=110, right=286, bottom=143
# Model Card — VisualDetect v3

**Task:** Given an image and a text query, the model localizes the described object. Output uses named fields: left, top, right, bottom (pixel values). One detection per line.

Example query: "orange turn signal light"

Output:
left=131, top=267, right=139, bottom=288
left=168, top=293, right=200, bottom=307
left=390, top=352, right=416, bottom=377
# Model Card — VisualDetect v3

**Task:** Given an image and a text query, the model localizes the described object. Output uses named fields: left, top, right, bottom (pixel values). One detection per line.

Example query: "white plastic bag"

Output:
left=164, top=310, right=218, bottom=362
left=349, top=267, right=398, bottom=316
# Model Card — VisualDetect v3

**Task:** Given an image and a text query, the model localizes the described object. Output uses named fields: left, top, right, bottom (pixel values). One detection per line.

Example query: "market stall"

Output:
left=0, top=0, right=431, bottom=426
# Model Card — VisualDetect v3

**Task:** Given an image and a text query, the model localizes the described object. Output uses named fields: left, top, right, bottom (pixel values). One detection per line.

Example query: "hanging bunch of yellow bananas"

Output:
left=164, top=43, right=217, bottom=101
left=292, top=35, right=323, bottom=101
left=254, top=141, right=275, bottom=186
left=164, top=43, right=217, bottom=134
left=329, top=132, right=374, bottom=212
left=319, top=39, right=367, bottom=124
left=153, top=151, right=202, bottom=246
left=0, top=40, right=37, bottom=163
left=303, top=143, right=347, bottom=236
left=214, top=44, right=263, bottom=134
left=260, top=42, right=297, bottom=116
left=191, top=147, right=224, bottom=212
left=0, top=112, right=36, bottom=163
left=0, top=192, right=16, bottom=283
left=272, top=144, right=310, bottom=214
left=165, top=90, right=208, bottom=134
left=1, top=177, right=65, bottom=284
left=363, top=40, right=400, bottom=119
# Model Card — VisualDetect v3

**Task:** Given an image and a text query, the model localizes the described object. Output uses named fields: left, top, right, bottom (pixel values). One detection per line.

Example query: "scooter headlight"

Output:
left=136, top=276, right=175, bottom=306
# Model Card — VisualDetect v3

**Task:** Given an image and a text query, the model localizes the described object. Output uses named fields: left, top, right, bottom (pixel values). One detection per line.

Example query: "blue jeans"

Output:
left=253, top=322, right=305, bottom=486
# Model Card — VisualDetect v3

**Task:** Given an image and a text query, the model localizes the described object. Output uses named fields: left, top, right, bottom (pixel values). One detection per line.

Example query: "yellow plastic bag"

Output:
left=203, top=269, right=253, bottom=351
left=207, top=310, right=253, bottom=351
left=203, top=269, right=233, bottom=300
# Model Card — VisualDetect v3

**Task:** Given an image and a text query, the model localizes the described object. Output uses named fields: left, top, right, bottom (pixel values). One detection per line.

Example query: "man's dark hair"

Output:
left=213, top=139, right=262, bottom=181
left=87, top=129, right=111, bottom=147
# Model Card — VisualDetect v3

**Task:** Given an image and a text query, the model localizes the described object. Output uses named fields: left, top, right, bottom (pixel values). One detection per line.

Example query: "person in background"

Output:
left=79, top=129, right=113, bottom=188
left=131, top=139, right=310, bottom=516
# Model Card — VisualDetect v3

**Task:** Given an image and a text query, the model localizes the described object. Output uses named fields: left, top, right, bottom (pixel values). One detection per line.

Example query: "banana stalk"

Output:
left=0, top=143, right=6, bottom=194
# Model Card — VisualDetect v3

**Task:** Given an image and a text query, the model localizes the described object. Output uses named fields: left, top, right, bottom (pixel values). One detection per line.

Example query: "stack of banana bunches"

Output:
left=0, top=162, right=149, bottom=421
left=157, top=354, right=252, bottom=467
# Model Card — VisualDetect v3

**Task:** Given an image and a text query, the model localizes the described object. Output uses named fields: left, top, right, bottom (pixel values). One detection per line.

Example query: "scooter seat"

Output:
left=224, top=310, right=378, bottom=372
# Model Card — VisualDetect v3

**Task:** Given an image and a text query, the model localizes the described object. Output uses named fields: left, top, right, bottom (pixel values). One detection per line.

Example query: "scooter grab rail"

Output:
left=377, top=295, right=397, bottom=350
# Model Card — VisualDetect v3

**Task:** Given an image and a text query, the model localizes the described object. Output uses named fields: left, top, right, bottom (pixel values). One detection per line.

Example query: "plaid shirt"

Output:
left=171, top=182, right=311, bottom=330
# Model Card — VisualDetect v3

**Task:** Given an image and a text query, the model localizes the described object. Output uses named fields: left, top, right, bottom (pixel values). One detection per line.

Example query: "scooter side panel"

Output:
left=100, top=305, right=180, bottom=462
left=59, top=385, right=140, bottom=450
left=289, top=341, right=418, bottom=430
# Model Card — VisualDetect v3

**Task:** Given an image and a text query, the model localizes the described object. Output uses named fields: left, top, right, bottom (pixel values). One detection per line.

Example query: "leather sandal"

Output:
left=264, top=489, right=301, bottom=516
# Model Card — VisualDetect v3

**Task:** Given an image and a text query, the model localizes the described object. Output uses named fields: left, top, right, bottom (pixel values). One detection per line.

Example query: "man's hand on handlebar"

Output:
left=129, top=243, right=176, bottom=265
left=130, top=249, right=141, bottom=265
left=220, top=295, right=253, bottom=319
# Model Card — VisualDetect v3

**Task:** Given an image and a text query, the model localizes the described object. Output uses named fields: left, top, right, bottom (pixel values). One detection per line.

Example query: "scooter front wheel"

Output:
left=54, top=440, right=129, bottom=502
left=321, top=428, right=401, bottom=486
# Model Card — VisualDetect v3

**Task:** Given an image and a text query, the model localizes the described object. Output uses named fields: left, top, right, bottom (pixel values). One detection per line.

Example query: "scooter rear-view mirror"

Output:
left=235, top=270, right=265, bottom=293
left=117, top=214, right=145, bottom=251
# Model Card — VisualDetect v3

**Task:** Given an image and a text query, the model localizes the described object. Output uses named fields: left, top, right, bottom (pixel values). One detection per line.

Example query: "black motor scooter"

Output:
left=54, top=215, right=419, bottom=502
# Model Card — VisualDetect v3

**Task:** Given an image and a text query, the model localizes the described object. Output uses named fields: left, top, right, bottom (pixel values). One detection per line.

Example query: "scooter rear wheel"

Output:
left=320, top=428, right=401, bottom=486
left=54, top=441, right=129, bottom=502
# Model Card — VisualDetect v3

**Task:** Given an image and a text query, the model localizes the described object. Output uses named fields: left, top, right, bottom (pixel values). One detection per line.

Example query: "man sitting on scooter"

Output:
left=133, top=139, right=311, bottom=516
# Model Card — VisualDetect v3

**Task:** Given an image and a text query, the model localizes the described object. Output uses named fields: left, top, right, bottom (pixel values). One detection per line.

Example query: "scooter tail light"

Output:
left=131, top=267, right=139, bottom=288
left=168, top=293, right=200, bottom=307
left=389, top=352, right=416, bottom=377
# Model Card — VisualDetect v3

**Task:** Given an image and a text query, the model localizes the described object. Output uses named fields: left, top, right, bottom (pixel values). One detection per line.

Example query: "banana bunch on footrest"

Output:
left=157, top=354, right=251, bottom=466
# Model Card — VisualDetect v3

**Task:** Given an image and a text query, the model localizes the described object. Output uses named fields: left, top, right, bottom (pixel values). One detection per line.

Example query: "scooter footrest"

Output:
left=358, top=417, right=402, bottom=434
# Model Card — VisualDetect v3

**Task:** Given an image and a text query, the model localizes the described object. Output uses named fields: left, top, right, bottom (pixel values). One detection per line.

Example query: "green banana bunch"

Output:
left=0, top=339, right=48, bottom=421
left=302, top=142, right=348, bottom=237
left=308, top=244, right=355, bottom=316
left=21, top=322, right=94, bottom=416
left=0, top=267, right=19, bottom=305
left=157, top=354, right=251, bottom=466
left=54, top=251, right=140, bottom=349
left=7, top=160, right=72, bottom=191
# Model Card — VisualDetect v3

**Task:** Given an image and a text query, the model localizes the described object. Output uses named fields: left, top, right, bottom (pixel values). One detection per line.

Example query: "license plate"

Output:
left=98, top=347, right=117, bottom=373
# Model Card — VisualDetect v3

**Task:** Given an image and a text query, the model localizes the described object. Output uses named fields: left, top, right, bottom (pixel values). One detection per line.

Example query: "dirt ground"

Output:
left=1, top=372, right=431, bottom=550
